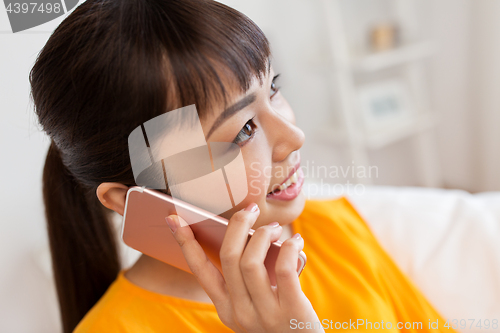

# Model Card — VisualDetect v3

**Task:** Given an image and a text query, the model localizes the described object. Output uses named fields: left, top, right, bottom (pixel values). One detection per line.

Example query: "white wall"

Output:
left=469, top=1, right=500, bottom=191
left=426, top=0, right=500, bottom=192
left=0, top=35, right=59, bottom=332
left=0, top=5, right=71, bottom=333
left=426, top=0, right=474, bottom=190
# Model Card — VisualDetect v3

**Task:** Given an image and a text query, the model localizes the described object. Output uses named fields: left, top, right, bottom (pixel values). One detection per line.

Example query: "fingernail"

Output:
left=269, top=221, right=280, bottom=228
left=165, top=216, right=177, bottom=233
left=244, top=203, right=259, bottom=213
left=293, top=233, right=301, bottom=239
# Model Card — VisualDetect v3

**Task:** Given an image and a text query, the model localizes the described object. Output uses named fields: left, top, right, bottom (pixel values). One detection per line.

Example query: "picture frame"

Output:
left=356, top=79, right=415, bottom=132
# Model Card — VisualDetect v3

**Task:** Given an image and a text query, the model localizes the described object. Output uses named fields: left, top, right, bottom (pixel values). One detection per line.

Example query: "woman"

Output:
left=30, top=0, right=455, bottom=332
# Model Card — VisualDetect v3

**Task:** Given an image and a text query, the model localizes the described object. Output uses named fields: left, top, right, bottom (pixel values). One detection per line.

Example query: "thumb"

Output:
left=166, top=214, right=191, bottom=240
left=166, top=214, right=189, bottom=231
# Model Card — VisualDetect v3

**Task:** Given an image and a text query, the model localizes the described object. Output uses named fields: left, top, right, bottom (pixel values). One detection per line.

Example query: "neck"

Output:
left=279, top=222, right=293, bottom=241
left=125, top=253, right=213, bottom=303
left=124, top=223, right=294, bottom=303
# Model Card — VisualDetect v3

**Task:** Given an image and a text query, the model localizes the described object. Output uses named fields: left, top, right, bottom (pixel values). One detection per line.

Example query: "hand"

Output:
left=166, top=203, right=324, bottom=333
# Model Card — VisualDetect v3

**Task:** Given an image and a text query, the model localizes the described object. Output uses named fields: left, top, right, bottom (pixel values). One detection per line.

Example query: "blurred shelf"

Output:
left=365, top=114, right=438, bottom=149
left=318, top=114, right=438, bottom=150
left=351, top=41, right=435, bottom=73
left=321, top=0, right=443, bottom=187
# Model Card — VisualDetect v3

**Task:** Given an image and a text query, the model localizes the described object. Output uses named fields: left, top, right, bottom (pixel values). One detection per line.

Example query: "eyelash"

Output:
left=233, top=116, right=257, bottom=146
left=232, top=74, right=281, bottom=146
left=271, top=74, right=281, bottom=98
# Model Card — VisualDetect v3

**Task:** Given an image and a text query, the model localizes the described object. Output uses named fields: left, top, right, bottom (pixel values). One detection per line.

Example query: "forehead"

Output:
left=200, top=63, right=273, bottom=124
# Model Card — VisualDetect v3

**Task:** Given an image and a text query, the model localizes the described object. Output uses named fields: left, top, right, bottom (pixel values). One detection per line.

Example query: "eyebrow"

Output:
left=206, top=93, right=257, bottom=139
left=205, top=59, right=271, bottom=140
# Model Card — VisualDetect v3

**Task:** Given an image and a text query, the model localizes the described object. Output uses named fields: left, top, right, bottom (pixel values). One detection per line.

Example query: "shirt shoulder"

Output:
left=293, top=197, right=375, bottom=244
left=73, top=271, right=226, bottom=333
left=73, top=275, right=147, bottom=333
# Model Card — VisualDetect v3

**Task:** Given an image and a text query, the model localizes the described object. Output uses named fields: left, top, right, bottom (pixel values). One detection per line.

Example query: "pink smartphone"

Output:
left=121, top=186, right=307, bottom=286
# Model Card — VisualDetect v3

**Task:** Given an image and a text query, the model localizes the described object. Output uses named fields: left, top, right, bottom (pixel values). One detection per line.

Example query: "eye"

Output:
left=233, top=117, right=257, bottom=146
left=270, top=74, right=281, bottom=99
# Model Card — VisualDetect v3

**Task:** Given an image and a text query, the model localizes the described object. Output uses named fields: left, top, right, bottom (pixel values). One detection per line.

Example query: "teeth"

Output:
left=275, top=170, right=299, bottom=192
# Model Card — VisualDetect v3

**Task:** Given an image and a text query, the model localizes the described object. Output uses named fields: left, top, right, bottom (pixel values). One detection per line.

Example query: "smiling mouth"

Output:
left=268, top=168, right=300, bottom=194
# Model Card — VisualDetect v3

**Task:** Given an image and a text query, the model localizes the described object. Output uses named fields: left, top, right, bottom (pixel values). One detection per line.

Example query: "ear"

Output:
left=96, top=182, right=129, bottom=216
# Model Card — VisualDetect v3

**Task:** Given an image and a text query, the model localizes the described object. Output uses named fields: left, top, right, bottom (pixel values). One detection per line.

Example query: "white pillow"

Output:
left=303, top=182, right=500, bottom=333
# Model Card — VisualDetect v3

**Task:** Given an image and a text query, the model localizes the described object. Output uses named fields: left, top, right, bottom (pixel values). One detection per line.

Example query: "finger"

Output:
left=274, top=233, right=305, bottom=306
left=219, top=203, right=259, bottom=309
left=240, top=222, right=282, bottom=313
left=166, top=214, right=228, bottom=306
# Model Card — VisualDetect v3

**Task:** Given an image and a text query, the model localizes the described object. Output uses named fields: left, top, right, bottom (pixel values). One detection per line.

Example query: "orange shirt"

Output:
left=74, top=198, right=455, bottom=332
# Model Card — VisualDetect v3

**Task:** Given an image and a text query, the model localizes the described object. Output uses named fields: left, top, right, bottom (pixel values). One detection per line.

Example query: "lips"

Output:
left=266, top=159, right=304, bottom=201
left=268, top=167, right=300, bottom=194
left=267, top=159, right=301, bottom=194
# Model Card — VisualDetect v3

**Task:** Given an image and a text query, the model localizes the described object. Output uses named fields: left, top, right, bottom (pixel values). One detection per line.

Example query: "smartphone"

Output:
left=121, top=186, right=306, bottom=286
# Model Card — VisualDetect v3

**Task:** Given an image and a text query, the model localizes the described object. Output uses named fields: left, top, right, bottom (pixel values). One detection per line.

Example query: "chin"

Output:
left=265, top=190, right=306, bottom=226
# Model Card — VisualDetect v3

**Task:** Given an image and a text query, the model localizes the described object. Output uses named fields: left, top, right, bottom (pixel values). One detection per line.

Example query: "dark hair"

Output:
left=29, top=0, right=270, bottom=332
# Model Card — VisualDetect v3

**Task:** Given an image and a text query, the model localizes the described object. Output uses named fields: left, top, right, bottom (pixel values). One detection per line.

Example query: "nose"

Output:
left=267, top=108, right=305, bottom=163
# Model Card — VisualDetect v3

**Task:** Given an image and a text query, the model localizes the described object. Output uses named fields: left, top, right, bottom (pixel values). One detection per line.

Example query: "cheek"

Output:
left=219, top=152, right=270, bottom=220
left=220, top=137, right=271, bottom=219
left=273, top=96, right=295, bottom=124
left=236, top=133, right=272, bottom=204
left=244, top=157, right=271, bottom=202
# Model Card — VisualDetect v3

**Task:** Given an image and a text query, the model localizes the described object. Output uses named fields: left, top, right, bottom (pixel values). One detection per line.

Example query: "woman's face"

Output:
left=201, top=65, right=306, bottom=228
